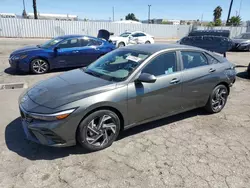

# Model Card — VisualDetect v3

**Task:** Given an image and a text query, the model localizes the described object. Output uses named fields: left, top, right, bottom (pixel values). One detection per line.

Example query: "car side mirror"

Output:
left=110, top=32, right=114, bottom=36
left=136, top=73, right=157, bottom=83
left=54, top=47, right=60, bottom=52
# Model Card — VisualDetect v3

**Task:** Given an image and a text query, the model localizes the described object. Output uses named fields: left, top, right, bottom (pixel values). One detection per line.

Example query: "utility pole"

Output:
left=23, top=0, right=26, bottom=11
left=226, top=0, right=234, bottom=25
left=239, top=0, right=243, bottom=17
left=148, top=5, right=151, bottom=24
left=112, top=7, right=115, bottom=21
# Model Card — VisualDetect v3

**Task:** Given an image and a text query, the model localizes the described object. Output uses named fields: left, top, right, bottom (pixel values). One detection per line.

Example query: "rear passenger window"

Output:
left=181, top=51, right=208, bottom=69
left=205, top=53, right=220, bottom=64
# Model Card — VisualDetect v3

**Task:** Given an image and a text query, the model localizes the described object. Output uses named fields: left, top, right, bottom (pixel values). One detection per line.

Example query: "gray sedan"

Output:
left=231, top=32, right=250, bottom=51
left=18, top=44, right=236, bottom=151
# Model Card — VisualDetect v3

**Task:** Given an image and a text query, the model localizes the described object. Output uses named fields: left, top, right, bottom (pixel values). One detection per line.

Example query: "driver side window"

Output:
left=142, top=52, right=177, bottom=77
left=57, top=38, right=81, bottom=48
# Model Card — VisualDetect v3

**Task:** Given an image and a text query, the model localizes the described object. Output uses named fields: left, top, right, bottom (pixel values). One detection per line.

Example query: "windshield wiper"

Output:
left=84, top=70, right=100, bottom=78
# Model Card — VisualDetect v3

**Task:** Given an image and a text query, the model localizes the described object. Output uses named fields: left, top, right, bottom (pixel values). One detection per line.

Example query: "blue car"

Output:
left=9, top=30, right=115, bottom=74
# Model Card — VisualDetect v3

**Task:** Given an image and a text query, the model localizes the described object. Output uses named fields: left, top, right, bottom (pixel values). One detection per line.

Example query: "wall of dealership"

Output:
left=0, top=18, right=247, bottom=39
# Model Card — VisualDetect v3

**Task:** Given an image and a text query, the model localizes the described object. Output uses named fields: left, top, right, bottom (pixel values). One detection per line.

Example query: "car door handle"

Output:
left=209, top=68, right=216, bottom=73
left=170, top=78, right=180, bottom=84
left=72, top=50, right=79, bottom=53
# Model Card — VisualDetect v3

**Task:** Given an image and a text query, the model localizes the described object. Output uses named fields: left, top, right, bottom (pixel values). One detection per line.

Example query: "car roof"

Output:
left=122, top=44, right=204, bottom=54
left=55, top=35, right=101, bottom=40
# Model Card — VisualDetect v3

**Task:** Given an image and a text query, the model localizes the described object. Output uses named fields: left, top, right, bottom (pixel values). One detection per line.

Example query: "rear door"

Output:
left=179, top=50, right=218, bottom=109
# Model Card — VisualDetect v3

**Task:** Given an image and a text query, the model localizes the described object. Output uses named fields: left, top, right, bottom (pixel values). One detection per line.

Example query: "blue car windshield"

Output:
left=85, top=49, right=150, bottom=82
left=40, top=38, right=64, bottom=48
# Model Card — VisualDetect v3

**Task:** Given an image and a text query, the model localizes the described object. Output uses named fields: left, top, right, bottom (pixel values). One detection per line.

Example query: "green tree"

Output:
left=33, top=0, right=38, bottom=19
left=228, top=16, right=241, bottom=26
left=213, top=6, right=222, bottom=22
left=214, top=19, right=222, bottom=26
left=207, top=22, right=215, bottom=27
left=125, top=13, right=139, bottom=21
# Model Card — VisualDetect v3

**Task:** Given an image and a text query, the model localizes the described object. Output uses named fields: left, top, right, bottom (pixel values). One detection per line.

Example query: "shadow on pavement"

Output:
left=4, top=67, right=77, bottom=76
left=237, top=71, right=250, bottom=80
left=6, top=109, right=209, bottom=160
left=118, top=108, right=209, bottom=140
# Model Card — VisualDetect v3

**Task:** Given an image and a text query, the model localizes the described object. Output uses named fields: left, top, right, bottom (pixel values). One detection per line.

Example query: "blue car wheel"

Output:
left=31, top=59, right=49, bottom=74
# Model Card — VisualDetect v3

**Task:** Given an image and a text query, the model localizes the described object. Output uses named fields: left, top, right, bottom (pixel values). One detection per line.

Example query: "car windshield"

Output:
left=119, top=32, right=131, bottom=37
left=234, top=33, right=250, bottom=39
left=84, top=49, right=150, bottom=82
left=40, top=38, right=64, bottom=48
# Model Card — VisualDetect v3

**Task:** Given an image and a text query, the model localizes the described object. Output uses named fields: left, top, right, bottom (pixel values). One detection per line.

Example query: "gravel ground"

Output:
left=0, top=38, right=250, bottom=188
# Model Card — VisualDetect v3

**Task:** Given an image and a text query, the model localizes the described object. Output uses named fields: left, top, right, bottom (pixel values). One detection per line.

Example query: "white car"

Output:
left=110, top=31, right=155, bottom=48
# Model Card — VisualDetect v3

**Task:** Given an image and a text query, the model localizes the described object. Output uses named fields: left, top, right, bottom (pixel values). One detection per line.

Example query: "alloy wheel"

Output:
left=86, top=115, right=117, bottom=147
left=32, top=59, right=48, bottom=74
left=211, top=87, right=228, bottom=111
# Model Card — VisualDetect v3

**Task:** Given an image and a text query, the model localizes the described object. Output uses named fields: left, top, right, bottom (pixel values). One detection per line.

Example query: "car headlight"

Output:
left=12, top=54, right=28, bottom=60
left=240, top=42, right=250, bottom=46
left=29, top=109, right=76, bottom=121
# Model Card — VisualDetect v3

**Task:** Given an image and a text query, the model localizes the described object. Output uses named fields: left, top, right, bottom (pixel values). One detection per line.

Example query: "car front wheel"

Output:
left=31, top=59, right=49, bottom=74
left=118, top=42, right=125, bottom=48
left=205, top=85, right=229, bottom=113
left=77, top=110, right=121, bottom=151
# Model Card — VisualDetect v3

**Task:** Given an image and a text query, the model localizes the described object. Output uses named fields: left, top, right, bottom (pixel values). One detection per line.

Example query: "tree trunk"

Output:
left=33, top=0, right=38, bottom=19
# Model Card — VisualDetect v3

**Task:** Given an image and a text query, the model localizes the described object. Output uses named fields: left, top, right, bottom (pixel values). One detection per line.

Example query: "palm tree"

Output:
left=228, top=16, right=241, bottom=26
left=33, top=0, right=38, bottom=19
left=213, top=6, right=223, bottom=22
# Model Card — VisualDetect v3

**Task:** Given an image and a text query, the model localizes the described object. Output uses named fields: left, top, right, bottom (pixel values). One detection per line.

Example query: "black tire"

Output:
left=30, top=58, right=49, bottom=74
left=77, top=110, right=121, bottom=151
left=118, top=42, right=125, bottom=48
left=145, top=41, right=151, bottom=44
left=205, top=85, right=229, bottom=113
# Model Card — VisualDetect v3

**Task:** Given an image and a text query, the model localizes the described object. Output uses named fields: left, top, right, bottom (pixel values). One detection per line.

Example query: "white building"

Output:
left=27, top=13, right=78, bottom=21
left=168, top=19, right=181, bottom=25
left=113, top=20, right=142, bottom=24
left=0, top=13, right=17, bottom=18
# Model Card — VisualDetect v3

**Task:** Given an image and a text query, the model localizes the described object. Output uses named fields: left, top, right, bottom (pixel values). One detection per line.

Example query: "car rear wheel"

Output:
left=77, top=110, right=120, bottom=151
left=205, top=85, right=228, bottom=113
left=145, top=41, right=151, bottom=44
left=118, top=42, right=125, bottom=48
left=31, top=59, right=49, bottom=74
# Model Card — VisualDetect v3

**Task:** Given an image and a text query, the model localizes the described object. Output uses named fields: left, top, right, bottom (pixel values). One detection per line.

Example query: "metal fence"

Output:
left=0, top=18, right=247, bottom=39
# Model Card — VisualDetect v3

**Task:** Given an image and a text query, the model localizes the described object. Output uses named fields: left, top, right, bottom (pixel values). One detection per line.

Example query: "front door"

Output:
left=53, top=38, right=82, bottom=68
left=127, top=51, right=183, bottom=125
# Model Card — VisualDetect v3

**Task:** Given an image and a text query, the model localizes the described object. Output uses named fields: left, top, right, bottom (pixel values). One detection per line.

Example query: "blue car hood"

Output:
left=27, top=69, right=116, bottom=109
left=11, top=46, right=45, bottom=55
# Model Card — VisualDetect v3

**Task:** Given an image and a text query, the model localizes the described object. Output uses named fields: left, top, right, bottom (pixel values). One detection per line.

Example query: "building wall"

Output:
left=0, top=18, right=247, bottom=39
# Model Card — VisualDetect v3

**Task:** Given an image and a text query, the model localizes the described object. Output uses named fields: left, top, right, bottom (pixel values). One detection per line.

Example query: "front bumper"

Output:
left=9, top=58, right=30, bottom=72
left=20, top=106, right=76, bottom=147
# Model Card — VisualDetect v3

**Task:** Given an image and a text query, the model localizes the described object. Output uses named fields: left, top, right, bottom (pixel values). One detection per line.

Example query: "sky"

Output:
left=0, top=0, right=249, bottom=21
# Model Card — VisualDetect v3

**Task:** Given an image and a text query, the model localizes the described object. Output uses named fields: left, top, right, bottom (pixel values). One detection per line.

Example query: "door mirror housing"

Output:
left=136, top=73, right=157, bottom=83
left=54, top=47, right=60, bottom=52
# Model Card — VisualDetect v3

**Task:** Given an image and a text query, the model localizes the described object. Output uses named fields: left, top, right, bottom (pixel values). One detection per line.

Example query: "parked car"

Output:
left=9, top=30, right=115, bottom=74
left=231, top=32, right=250, bottom=51
left=19, top=44, right=236, bottom=151
left=179, top=30, right=233, bottom=57
left=110, top=31, right=154, bottom=48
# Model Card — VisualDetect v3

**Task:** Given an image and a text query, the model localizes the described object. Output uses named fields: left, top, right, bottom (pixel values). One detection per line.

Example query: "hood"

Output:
left=11, top=45, right=43, bottom=56
left=27, top=69, right=116, bottom=109
left=232, top=38, right=250, bottom=43
left=97, top=29, right=110, bottom=41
